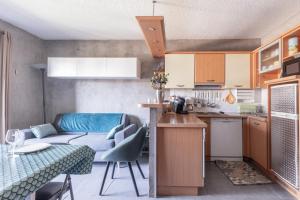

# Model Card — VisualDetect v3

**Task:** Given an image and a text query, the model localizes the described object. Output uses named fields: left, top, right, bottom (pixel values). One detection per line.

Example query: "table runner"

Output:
left=0, top=144, right=95, bottom=200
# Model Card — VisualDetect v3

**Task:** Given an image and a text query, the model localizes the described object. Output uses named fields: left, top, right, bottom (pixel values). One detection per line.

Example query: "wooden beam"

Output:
left=136, top=16, right=166, bottom=58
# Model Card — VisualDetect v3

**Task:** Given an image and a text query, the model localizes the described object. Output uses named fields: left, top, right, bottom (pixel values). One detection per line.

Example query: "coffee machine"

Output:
left=172, top=96, right=188, bottom=114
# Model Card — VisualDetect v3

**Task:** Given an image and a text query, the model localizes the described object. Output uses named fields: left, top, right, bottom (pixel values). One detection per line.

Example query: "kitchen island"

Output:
left=157, top=113, right=207, bottom=196
left=139, top=102, right=207, bottom=197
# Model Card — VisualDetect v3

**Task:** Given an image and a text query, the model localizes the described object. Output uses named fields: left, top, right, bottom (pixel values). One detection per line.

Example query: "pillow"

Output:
left=31, top=123, right=58, bottom=139
left=106, top=124, right=124, bottom=139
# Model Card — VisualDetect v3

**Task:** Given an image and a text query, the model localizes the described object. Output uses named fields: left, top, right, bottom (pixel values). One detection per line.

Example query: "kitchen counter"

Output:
left=157, top=113, right=207, bottom=128
left=156, top=113, right=206, bottom=196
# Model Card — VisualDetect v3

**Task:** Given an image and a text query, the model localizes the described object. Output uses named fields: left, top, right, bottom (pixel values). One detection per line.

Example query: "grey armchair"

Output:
left=99, top=126, right=147, bottom=197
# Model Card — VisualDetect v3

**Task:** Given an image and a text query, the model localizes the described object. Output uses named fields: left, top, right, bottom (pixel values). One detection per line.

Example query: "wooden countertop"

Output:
left=138, top=102, right=170, bottom=109
left=157, top=113, right=207, bottom=128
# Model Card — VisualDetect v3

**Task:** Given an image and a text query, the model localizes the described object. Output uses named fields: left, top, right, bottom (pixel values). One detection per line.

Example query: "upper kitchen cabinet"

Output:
left=225, top=54, right=251, bottom=88
left=165, top=54, right=195, bottom=88
left=259, top=39, right=281, bottom=73
left=195, top=53, right=225, bottom=85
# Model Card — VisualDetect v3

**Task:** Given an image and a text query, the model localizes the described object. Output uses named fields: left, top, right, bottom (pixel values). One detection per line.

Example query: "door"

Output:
left=225, top=54, right=251, bottom=88
left=195, top=53, right=225, bottom=85
left=249, top=118, right=268, bottom=169
left=165, top=54, right=194, bottom=88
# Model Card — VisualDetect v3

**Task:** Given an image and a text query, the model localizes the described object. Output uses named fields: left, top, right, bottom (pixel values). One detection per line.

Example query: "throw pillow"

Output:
left=31, top=123, right=58, bottom=139
left=106, top=124, right=124, bottom=139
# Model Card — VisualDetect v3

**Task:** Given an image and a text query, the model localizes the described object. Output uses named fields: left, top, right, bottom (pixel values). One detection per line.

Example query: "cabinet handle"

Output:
left=254, top=122, right=260, bottom=126
left=207, top=80, right=215, bottom=82
left=176, top=84, right=184, bottom=87
left=234, top=85, right=243, bottom=88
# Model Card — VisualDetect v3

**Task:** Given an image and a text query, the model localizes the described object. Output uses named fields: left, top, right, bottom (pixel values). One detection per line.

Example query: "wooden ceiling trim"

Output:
left=136, top=16, right=166, bottom=58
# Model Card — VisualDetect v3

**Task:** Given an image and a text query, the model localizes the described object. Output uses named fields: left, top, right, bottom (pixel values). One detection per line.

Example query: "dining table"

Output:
left=0, top=144, right=95, bottom=200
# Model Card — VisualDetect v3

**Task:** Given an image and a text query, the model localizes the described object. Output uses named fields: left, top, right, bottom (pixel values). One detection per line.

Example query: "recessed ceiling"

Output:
left=0, top=0, right=299, bottom=40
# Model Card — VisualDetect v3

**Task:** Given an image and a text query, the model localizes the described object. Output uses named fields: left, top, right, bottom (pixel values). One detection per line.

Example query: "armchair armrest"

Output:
left=114, top=124, right=137, bottom=145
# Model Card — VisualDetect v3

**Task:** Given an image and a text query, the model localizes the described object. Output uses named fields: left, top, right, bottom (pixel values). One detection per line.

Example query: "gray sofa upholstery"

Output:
left=23, top=113, right=137, bottom=162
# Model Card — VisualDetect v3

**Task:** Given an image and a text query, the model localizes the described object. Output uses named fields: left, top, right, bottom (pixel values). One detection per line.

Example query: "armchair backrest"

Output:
left=102, top=126, right=147, bottom=161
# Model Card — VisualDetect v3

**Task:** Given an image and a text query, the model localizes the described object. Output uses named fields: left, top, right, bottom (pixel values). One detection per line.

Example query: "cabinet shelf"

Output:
left=259, top=64, right=281, bottom=74
left=282, top=52, right=300, bottom=61
left=261, top=54, right=279, bottom=63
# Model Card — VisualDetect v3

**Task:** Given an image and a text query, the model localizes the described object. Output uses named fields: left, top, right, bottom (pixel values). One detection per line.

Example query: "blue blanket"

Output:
left=58, top=113, right=123, bottom=133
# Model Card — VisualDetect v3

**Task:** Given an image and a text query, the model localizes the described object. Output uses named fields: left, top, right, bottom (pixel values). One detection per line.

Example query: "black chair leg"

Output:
left=99, top=161, right=111, bottom=196
left=128, top=162, right=139, bottom=197
left=111, top=162, right=117, bottom=179
left=67, top=174, right=75, bottom=200
left=136, top=160, right=146, bottom=179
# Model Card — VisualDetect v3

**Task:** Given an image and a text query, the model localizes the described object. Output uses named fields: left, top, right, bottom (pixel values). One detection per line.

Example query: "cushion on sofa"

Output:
left=69, top=134, right=115, bottom=151
left=106, top=124, right=124, bottom=139
left=31, top=124, right=58, bottom=139
left=24, top=134, right=86, bottom=145
left=56, top=113, right=123, bottom=133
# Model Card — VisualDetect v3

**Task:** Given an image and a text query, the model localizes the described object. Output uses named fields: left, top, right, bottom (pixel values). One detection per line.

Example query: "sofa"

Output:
left=22, top=113, right=138, bottom=162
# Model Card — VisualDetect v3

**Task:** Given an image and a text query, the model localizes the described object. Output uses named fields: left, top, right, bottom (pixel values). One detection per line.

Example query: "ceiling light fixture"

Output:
left=148, top=27, right=156, bottom=31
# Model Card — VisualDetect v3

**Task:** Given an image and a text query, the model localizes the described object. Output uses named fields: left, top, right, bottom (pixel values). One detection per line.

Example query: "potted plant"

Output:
left=150, top=68, right=169, bottom=103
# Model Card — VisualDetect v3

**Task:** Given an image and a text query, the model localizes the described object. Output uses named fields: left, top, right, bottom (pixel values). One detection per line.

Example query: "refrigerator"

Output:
left=271, top=83, right=299, bottom=189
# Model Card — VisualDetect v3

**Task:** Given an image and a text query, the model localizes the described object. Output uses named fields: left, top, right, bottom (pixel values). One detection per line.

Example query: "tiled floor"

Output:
left=54, top=159, right=296, bottom=200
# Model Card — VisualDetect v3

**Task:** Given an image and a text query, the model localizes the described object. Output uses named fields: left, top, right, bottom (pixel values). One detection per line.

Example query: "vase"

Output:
left=156, top=89, right=164, bottom=103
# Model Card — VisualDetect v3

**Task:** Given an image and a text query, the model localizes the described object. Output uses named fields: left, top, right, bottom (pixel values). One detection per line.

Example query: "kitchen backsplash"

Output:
left=167, top=88, right=267, bottom=113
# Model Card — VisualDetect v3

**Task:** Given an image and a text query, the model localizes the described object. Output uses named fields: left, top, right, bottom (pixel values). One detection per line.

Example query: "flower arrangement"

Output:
left=150, top=68, right=169, bottom=90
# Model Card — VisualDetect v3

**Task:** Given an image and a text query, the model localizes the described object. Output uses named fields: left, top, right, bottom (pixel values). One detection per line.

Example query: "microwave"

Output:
left=282, top=57, right=300, bottom=77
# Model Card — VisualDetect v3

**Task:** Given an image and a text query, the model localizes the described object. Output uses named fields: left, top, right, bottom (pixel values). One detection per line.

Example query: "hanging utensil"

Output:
left=225, top=89, right=236, bottom=104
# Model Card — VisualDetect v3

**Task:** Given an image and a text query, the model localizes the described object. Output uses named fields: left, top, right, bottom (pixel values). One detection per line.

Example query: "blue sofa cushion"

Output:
left=31, top=123, right=58, bottom=139
left=106, top=124, right=124, bottom=139
left=57, top=113, right=123, bottom=133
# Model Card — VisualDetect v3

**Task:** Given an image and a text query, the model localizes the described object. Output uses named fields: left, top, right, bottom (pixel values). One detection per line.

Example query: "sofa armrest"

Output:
left=114, top=124, right=137, bottom=145
left=21, top=129, right=36, bottom=140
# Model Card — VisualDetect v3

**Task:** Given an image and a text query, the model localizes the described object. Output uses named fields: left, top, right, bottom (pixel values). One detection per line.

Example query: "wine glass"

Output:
left=6, top=129, right=20, bottom=158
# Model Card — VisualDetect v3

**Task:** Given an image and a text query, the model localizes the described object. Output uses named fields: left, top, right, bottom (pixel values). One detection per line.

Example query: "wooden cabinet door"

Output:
left=157, top=127, right=204, bottom=187
left=225, top=54, right=251, bottom=88
left=165, top=54, right=195, bottom=88
left=249, top=118, right=268, bottom=169
left=195, top=53, right=225, bottom=84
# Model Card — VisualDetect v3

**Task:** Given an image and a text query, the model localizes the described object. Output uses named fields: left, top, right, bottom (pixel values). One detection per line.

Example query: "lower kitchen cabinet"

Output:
left=157, top=127, right=205, bottom=196
left=249, top=117, right=268, bottom=170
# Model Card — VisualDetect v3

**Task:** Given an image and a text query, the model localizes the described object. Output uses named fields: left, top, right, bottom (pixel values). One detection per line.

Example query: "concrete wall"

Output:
left=0, top=19, right=46, bottom=129
left=45, top=39, right=260, bottom=125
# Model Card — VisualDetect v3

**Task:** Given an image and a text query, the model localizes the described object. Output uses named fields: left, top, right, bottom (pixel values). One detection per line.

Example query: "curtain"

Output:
left=0, top=31, right=11, bottom=143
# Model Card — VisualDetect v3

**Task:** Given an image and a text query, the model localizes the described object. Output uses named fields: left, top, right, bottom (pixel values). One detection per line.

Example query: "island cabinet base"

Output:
left=157, top=186, right=201, bottom=196
left=157, top=127, right=205, bottom=196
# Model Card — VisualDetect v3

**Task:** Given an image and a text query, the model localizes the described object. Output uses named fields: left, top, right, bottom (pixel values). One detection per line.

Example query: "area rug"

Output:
left=215, top=160, right=272, bottom=185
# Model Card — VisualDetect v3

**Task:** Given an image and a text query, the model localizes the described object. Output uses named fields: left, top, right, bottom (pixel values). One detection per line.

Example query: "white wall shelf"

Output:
left=47, top=57, right=141, bottom=79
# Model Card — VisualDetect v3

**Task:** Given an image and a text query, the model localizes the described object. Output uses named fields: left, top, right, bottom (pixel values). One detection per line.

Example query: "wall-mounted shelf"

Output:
left=282, top=26, right=300, bottom=61
left=47, top=57, right=141, bottom=79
